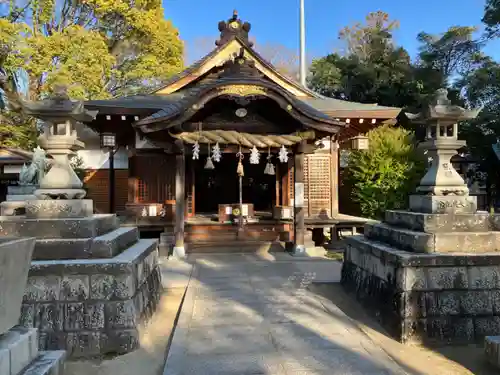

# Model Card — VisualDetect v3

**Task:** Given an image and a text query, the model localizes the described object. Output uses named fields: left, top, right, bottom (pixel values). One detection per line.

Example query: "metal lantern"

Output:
left=352, top=135, right=369, bottom=150
left=100, top=132, right=116, bottom=148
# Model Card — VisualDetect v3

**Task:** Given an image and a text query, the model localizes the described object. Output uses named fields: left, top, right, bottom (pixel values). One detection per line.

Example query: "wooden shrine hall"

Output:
left=83, top=11, right=401, bottom=255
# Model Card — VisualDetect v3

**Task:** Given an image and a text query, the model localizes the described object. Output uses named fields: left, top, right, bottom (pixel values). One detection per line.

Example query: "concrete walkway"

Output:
left=162, top=254, right=407, bottom=375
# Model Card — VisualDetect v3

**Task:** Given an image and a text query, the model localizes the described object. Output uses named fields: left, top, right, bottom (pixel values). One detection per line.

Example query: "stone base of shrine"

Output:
left=341, top=235, right=500, bottom=345
left=19, top=239, right=161, bottom=358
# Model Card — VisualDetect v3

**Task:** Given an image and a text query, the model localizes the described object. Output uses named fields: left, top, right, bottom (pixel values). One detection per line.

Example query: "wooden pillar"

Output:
left=127, top=153, right=138, bottom=204
left=331, top=138, right=339, bottom=216
left=275, top=166, right=280, bottom=206
left=173, top=143, right=186, bottom=258
left=293, top=140, right=306, bottom=256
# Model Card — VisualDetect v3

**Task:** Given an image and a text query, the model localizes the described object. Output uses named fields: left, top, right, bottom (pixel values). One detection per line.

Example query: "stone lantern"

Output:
left=21, top=87, right=98, bottom=218
left=21, top=87, right=97, bottom=201
left=408, top=88, right=480, bottom=214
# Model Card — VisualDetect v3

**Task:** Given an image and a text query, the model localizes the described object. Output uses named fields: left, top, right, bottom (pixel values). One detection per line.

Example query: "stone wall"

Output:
left=343, top=235, right=500, bottom=344
left=19, top=239, right=161, bottom=357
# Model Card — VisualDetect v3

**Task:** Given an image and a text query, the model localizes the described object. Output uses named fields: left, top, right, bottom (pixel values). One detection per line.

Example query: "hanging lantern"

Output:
left=278, top=145, right=288, bottom=163
left=352, top=135, right=369, bottom=150
left=264, top=148, right=275, bottom=175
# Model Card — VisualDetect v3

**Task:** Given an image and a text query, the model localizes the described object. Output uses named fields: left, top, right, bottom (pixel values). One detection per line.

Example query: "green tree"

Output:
left=0, top=0, right=184, bottom=149
left=416, top=26, right=483, bottom=81
left=483, top=0, right=500, bottom=38
left=345, top=124, right=425, bottom=219
left=338, top=11, right=400, bottom=61
left=457, top=57, right=500, bottom=208
left=309, top=12, right=427, bottom=110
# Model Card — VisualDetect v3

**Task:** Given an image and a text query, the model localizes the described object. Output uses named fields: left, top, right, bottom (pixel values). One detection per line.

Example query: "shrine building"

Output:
left=81, top=11, right=402, bottom=255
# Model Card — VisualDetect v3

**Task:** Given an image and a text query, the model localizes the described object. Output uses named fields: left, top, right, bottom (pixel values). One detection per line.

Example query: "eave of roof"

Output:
left=303, top=97, right=401, bottom=119
left=0, top=147, right=33, bottom=164
left=134, top=78, right=343, bottom=130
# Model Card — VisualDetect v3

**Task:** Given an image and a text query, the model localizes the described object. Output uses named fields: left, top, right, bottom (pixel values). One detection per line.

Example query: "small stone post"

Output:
left=408, top=88, right=480, bottom=214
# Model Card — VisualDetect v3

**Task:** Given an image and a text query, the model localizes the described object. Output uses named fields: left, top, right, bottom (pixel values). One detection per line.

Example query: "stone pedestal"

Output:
left=1, top=186, right=37, bottom=216
left=4, top=91, right=163, bottom=359
left=409, top=195, right=478, bottom=214
left=1, top=211, right=163, bottom=358
left=340, top=88, right=499, bottom=345
left=25, top=199, right=93, bottom=218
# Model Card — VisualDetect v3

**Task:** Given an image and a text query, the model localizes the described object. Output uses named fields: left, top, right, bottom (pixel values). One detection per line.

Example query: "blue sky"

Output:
left=165, top=0, right=499, bottom=63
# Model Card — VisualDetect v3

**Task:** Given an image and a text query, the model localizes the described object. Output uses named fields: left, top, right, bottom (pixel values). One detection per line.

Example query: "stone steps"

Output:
left=19, top=351, right=66, bottom=375
left=0, top=214, right=119, bottom=239
left=186, top=240, right=285, bottom=253
left=32, top=226, right=139, bottom=260
left=364, top=221, right=500, bottom=253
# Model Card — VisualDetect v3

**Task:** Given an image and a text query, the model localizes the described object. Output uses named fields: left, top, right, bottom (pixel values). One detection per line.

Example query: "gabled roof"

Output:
left=84, top=10, right=402, bottom=140
left=135, top=76, right=346, bottom=136
left=150, top=36, right=319, bottom=99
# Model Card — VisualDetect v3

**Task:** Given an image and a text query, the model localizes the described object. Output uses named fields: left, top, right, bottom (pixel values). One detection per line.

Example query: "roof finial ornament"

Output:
left=215, top=10, right=253, bottom=47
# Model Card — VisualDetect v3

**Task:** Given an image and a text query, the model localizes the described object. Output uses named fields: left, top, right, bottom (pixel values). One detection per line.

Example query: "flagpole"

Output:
left=299, top=0, right=307, bottom=87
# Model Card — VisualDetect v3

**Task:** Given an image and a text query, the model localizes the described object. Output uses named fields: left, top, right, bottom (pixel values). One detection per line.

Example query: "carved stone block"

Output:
left=409, top=195, right=477, bottom=214
left=25, top=199, right=93, bottom=218
left=89, top=274, right=136, bottom=300
left=64, top=302, right=105, bottom=331
left=60, top=275, right=90, bottom=301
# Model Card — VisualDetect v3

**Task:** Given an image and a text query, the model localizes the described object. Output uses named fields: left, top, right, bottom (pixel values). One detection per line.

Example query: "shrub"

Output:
left=345, top=124, right=425, bottom=219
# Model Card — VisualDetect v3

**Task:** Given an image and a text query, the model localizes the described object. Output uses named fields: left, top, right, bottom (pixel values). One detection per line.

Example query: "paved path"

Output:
left=162, top=254, right=407, bottom=375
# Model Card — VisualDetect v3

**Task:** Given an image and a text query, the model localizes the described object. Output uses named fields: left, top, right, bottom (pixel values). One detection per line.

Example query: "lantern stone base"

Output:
left=342, top=235, right=500, bottom=344
left=20, top=239, right=161, bottom=358
left=0, top=207, right=163, bottom=358
left=409, top=195, right=477, bottom=214
left=1, top=201, right=28, bottom=216
left=1, top=186, right=38, bottom=216
left=34, top=188, right=86, bottom=200
left=25, top=199, right=93, bottom=218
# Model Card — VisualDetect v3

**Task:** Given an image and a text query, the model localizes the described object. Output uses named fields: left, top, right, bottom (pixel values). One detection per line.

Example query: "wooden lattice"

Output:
left=305, top=154, right=332, bottom=217
left=135, top=154, right=175, bottom=203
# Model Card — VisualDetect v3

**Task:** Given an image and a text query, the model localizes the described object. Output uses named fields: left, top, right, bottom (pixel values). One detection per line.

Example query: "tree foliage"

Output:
left=309, top=12, right=434, bottom=112
left=0, top=0, right=184, bottom=149
left=483, top=0, right=500, bottom=38
left=309, top=12, right=491, bottom=215
left=417, top=26, right=483, bottom=80
left=338, top=11, right=400, bottom=62
left=346, top=124, right=425, bottom=219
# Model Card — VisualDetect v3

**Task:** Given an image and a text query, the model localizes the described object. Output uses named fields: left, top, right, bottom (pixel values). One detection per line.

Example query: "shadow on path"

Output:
left=162, top=253, right=413, bottom=374
left=311, top=283, right=496, bottom=375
